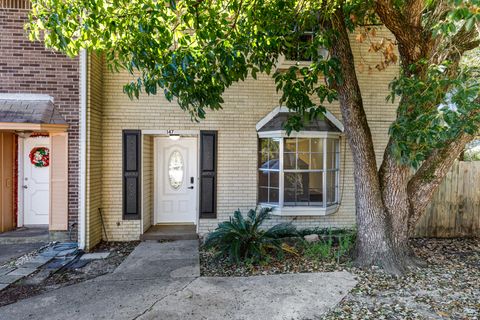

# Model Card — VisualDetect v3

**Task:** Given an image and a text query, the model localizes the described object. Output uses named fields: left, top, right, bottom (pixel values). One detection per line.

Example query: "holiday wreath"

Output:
left=29, top=147, right=50, bottom=167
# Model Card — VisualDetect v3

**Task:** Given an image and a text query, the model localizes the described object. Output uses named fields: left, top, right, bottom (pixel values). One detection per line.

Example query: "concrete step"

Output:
left=140, top=225, right=198, bottom=241
left=0, top=227, right=49, bottom=245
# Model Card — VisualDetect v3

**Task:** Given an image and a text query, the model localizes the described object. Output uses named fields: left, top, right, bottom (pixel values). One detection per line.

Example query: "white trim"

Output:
left=258, top=135, right=341, bottom=215
left=142, top=129, right=199, bottom=136
left=140, top=134, right=144, bottom=234
left=322, top=139, right=327, bottom=209
left=255, top=106, right=344, bottom=132
left=278, top=138, right=284, bottom=206
left=0, top=93, right=54, bottom=102
left=255, top=106, right=285, bottom=131
left=261, top=204, right=339, bottom=216
left=153, top=137, right=158, bottom=225
left=17, top=137, right=25, bottom=227
left=78, top=50, right=87, bottom=249
left=153, top=134, right=200, bottom=227
left=258, top=131, right=342, bottom=138
left=324, top=110, right=344, bottom=132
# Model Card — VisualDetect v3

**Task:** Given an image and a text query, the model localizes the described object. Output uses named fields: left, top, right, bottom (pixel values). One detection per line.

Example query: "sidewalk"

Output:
left=0, top=240, right=356, bottom=320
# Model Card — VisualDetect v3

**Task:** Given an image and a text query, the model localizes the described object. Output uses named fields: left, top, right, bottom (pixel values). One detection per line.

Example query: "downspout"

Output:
left=78, top=50, right=87, bottom=250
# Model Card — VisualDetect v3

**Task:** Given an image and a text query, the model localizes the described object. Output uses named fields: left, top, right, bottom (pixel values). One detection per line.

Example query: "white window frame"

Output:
left=258, top=134, right=341, bottom=216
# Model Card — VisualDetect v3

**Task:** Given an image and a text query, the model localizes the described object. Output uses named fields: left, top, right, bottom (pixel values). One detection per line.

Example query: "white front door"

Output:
left=155, top=137, right=197, bottom=224
left=23, top=136, right=50, bottom=226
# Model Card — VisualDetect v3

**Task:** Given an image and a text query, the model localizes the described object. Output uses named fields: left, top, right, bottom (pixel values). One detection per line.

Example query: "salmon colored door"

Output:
left=0, top=132, right=15, bottom=233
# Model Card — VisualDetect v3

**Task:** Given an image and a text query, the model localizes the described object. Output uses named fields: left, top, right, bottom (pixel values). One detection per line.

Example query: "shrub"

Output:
left=304, top=238, right=334, bottom=260
left=204, top=207, right=298, bottom=263
left=302, top=229, right=356, bottom=263
left=335, top=232, right=356, bottom=263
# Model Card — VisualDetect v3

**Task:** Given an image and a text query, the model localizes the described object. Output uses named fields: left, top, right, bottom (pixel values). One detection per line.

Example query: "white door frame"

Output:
left=17, top=137, right=25, bottom=228
left=150, top=130, right=200, bottom=231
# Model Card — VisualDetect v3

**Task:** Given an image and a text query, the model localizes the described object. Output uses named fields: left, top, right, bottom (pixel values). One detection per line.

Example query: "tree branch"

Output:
left=374, top=0, right=428, bottom=64
left=404, top=0, right=425, bottom=27
left=407, top=131, right=476, bottom=233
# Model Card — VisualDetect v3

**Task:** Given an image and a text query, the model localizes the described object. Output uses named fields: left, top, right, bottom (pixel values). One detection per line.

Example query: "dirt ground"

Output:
left=321, top=238, right=479, bottom=319
left=0, top=241, right=139, bottom=307
left=201, top=238, right=479, bottom=319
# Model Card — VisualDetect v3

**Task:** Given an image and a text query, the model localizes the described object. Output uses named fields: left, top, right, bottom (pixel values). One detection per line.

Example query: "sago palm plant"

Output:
left=204, top=207, right=298, bottom=263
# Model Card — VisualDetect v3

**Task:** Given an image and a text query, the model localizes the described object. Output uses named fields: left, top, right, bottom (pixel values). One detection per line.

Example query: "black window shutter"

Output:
left=200, top=131, right=217, bottom=219
left=123, top=130, right=141, bottom=220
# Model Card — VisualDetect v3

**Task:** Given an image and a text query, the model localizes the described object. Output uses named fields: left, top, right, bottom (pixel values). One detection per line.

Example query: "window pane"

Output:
left=269, top=189, right=279, bottom=204
left=326, top=171, right=337, bottom=205
left=335, top=140, right=340, bottom=170
left=285, top=172, right=298, bottom=205
left=296, top=172, right=309, bottom=204
left=284, top=172, right=297, bottom=189
left=311, top=152, right=323, bottom=169
left=269, top=152, right=280, bottom=169
left=168, top=151, right=184, bottom=190
left=263, top=137, right=340, bottom=207
left=297, top=138, right=310, bottom=152
left=259, top=170, right=268, bottom=187
left=284, top=188, right=296, bottom=205
left=259, top=152, right=269, bottom=169
left=284, top=138, right=296, bottom=152
left=258, top=187, right=268, bottom=203
left=298, top=153, right=310, bottom=169
left=326, top=152, right=336, bottom=169
left=311, top=138, right=323, bottom=153
left=326, top=139, right=336, bottom=169
left=309, top=172, right=323, bottom=205
left=270, top=171, right=279, bottom=188
left=284, top=153, right=296, bottom=169
left=270, top=138, right=280, bottom=153
left=259, top=138, right=269, bottom=153
left=284, top=172, right=298, bottom=190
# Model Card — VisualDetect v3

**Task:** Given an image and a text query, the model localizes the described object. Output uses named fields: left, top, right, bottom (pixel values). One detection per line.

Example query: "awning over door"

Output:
left=0, top=94, right=69, bottom=231
left=0, top=94, right=68, bottom=132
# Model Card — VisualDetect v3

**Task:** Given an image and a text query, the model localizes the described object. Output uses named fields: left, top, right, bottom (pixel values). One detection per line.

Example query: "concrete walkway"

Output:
left=0, top=240, right=357, bottom=320
left=0, top=227, right=49, bottom=265
left=0, top=243, right=47, bottom=266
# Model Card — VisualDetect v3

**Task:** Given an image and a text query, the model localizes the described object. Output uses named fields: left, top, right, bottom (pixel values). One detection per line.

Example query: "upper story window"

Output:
left=285, top=31, right=314, bottom=62
left=278, top=19, right=328, bottom=69
left=256, top=107, right=344, bottom=216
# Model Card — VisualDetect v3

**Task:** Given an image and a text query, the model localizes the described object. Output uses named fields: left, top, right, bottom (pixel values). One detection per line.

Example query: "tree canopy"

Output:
left=28, top=0, right=479, bottom=167
left=27, top=0, right=480, bottom=273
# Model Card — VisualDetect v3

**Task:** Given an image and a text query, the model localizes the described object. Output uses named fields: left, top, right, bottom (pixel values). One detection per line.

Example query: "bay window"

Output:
left=256, top=108, right=343, bottom=215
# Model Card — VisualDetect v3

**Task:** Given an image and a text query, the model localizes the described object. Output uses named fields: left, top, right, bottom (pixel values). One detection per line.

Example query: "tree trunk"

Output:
left=379, top=140, right=411, bottom=254
left=329, top=9, right=406, bottom=274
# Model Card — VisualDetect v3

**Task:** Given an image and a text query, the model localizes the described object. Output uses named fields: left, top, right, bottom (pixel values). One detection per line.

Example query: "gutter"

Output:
left=78, top=50, right=87, bottom=250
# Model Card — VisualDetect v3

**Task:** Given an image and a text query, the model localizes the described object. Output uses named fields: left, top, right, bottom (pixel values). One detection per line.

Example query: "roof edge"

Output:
left=255, top=106, right=344, bottom=132
left=0, top=93, right=54, bottom=102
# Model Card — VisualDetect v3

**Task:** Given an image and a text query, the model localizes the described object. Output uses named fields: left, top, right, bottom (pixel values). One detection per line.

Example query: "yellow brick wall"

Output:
left=88, top=27, right=399, bottom=240
left=142, top=135, right=154, bottom=232
left=85, top=52, right=104, bottom=249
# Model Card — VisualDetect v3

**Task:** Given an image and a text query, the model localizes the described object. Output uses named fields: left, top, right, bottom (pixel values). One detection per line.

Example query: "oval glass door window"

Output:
left=168, top=150, right=184, bottom=190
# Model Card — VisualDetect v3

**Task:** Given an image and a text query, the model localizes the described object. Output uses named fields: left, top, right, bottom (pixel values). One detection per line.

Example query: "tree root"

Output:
left=353, top=245, right=428, bottom=276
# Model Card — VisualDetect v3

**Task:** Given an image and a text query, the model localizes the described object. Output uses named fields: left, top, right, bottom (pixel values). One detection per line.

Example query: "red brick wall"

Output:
left=0, top=8, right=80, bottom=236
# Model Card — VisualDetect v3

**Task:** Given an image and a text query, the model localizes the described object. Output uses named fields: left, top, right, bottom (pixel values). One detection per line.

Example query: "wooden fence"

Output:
left=414, top=161, right=480, bottom=238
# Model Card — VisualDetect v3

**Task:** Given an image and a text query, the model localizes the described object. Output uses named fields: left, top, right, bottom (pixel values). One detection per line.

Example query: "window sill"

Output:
left=259, top=204, right=339, bottom=216
left=276, top=60, right=312, bottom=70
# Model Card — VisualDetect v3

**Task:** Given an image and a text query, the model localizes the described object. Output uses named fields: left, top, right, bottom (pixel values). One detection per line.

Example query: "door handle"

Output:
left=23, top=185, right=28, bottom=189
left=188, top=186, right=194, bottom=189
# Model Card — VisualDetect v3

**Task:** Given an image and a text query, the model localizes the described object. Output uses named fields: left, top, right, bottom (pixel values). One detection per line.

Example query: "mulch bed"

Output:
left=0, top=241, right=139, bottom=307
left=200, top=238, right=480, bottom=319
left=200, top=248, right=350, bottom=277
